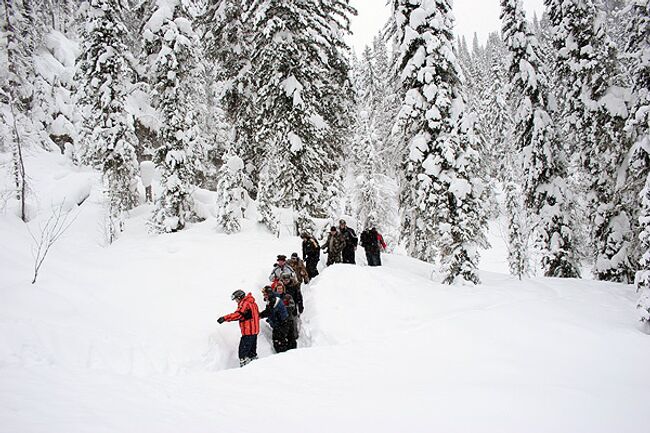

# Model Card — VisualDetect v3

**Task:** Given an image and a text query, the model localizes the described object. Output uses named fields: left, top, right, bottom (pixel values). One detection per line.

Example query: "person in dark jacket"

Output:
left=301, top=232, right=320, bottom=279
left=360, top=227, right=387, bottom=266
left=276, top=284, right=298, bottom=350
left=260, top=287, right=291, bottom=353
left=280, top=271, right=304, bottom=314
left=323, top=226, right=344, bottom=266
left=339, top=219, right=358, bottom=264
left=217, top=290, right=260, bottom=367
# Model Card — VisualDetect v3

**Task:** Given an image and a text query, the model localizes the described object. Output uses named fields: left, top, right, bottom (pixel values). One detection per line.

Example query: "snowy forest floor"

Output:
left=1, top=150, right=650, bottom=433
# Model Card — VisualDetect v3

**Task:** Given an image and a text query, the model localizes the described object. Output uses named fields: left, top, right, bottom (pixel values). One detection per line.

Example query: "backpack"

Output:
left=361, top=230, right=377, bottom=249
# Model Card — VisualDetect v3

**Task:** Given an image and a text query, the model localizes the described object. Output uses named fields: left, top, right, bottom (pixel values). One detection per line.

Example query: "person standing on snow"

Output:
left=339, top=219, right=358, bottom=264
left=217, top=290, right=260, bottom=367
left=288, top=252, right=310, bottom=285
left=280, top=271, right=304, bottom=314
left=323, top=226, right=344, bottom=266
left=269, top=255, right=296, bottom=283
left=275, top=284, right=298, bottom=350
left=361, top=227, right=387, bottom=266
left=260, top=287, right=291, bottom=353
left=301, top=232, right=320, bottom=279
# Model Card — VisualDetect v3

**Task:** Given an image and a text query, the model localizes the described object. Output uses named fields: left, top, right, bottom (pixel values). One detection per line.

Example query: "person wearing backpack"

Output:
left=361, top=227, right=387, bottom=266
left=276, top=284, right=299, bottom=350
left=217, top=290, right=260, bottom=367
left=260, top=287, right=291, bottom=353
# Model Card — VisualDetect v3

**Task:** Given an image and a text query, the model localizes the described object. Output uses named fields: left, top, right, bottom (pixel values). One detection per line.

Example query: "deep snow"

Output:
left=1, top=149, right=649, bottom=433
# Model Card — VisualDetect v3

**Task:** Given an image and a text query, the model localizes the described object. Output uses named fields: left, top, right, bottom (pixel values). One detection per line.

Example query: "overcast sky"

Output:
left=348, top=0, right=546, bottom=54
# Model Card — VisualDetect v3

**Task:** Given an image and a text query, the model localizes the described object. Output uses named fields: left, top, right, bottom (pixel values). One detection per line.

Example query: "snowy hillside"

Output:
left=1, top=150, right=649, bottom=433
left=2, top=0, right=650, bottom=428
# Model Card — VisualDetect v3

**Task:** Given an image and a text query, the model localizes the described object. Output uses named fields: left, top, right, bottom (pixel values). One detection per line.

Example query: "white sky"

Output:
left=348, top=0, right=546, bottom=54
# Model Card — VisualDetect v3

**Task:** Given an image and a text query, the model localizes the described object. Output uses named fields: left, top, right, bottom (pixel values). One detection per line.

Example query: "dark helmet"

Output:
left=231, top=289, right=246, bottom=301
left=291, top=252, right=299, bottom=259
left=281, top=272, right=292, bottom=281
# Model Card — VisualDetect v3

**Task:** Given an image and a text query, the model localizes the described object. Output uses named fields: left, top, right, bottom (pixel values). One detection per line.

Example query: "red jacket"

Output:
left=223, top=293, right=260, bottom=336
left=377, top=233, right=387, bottom=250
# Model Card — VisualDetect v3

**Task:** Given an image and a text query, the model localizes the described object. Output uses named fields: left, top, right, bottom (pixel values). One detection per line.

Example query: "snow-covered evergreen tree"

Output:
left=501, top=0, right=581, bottom=278
left=370, top=35, right=400, bottom=171
left=143, top=0, right=204, bottom=233
left=215, top=137, right=247, bottom=234
left=481, top=33, right=512, bottom=181
left=76, top=0, right=139, bottom=240
left=625, top=0, right=650, bottom=323
left=247, top=0, right=355, bottom=234
left=545, top=0, right=635, bottom=282
left=202, top=0, right=258, bottom=196
left=1, top=0, right=36, bottom=222
left=504, top=172, right=530, bottom=279
left=352, top=46, right=399, bottom=235
left=392, top=0, right=487, bottom=284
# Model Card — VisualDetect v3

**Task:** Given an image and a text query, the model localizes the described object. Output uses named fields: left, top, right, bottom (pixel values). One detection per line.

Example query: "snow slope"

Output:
left=1, top=150, right=649, bottom=433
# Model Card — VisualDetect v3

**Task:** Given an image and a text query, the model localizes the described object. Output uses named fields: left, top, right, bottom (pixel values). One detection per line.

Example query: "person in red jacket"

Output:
left=217, top=290, right=260, bottom=367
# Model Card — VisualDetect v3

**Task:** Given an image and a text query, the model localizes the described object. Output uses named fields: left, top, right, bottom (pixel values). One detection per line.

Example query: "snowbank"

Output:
left=1, top=150, right=649, bottom=433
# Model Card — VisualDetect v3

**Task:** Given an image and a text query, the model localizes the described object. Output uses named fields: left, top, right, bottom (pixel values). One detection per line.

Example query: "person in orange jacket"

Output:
left=217, top=290, right=260, bottom=367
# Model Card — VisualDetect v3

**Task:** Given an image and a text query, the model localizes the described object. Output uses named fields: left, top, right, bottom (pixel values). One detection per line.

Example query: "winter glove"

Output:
left=298, top=304, right=304, bottom=314
left=217, top=317, right=226, bottom=324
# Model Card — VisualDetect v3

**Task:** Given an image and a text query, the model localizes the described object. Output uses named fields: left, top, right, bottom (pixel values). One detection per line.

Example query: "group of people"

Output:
left=319, top=219, right=387, bottom=267
left=217, top=219, right=388, bottom=367
left=217, top=253, right=311, bottom=367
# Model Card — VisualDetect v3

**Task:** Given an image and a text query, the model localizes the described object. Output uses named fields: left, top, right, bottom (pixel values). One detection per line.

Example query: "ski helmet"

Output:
left=231, top=290, right=246, bottom=301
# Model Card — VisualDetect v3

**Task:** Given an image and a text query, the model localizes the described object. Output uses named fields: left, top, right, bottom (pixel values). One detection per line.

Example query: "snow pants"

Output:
left=326, top=251, right=342, bottom=266
left=272, top=320, right=291, bottom=353
left=306, top=258, right=319, bottom=279
left=342, top=247, right=356, bottom=264
left=287, top=317, right=298, bottom=350
left=365, top=249, right=381, bottom=267
left=239, top=335, right=258, bottom=361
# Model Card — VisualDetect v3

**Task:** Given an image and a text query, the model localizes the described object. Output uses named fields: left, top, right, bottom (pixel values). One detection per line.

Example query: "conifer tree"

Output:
left=625, top=0, right=650, bottom=323
left=247, top=0, right=355, bottom=234
left=501, top=0, right=581, bottom=278
left=143, top=0, right=204, bottom=233
left=392, top=0, right=487, bottom=284
left=215, top=139, right=247, bottom=234
left=76, top=0, right=139, bottom=241
left=504, top=166, right=530, bottom=279
left=202, top=0, right=258, bottom=198
left=1, top=0, right=43, bottom=221
left=545, top=0, right=635, bottom=282
left=353, top=46, right=398, bottom=234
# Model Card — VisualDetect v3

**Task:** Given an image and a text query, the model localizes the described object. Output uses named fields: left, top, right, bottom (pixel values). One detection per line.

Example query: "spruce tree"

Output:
left=76, top=0, right=139, bottom=241
left=215, top=140, right=247, bottom=234
left=501, top=0, right=581, bottom=278
left=202, top=0, right=258, bottom=198
left=143, top=0, right=204, bottom=233
left=392, top=0, right=487, bottom=284
left=248, top=0, right=355, bottom=234
left=1, top=0, right=43, bottom=221
left=625, top=0, right=650, bottom=323
left=545, top=0, right=635, bottom=282
left=353, top=46, right=398, bottom=234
